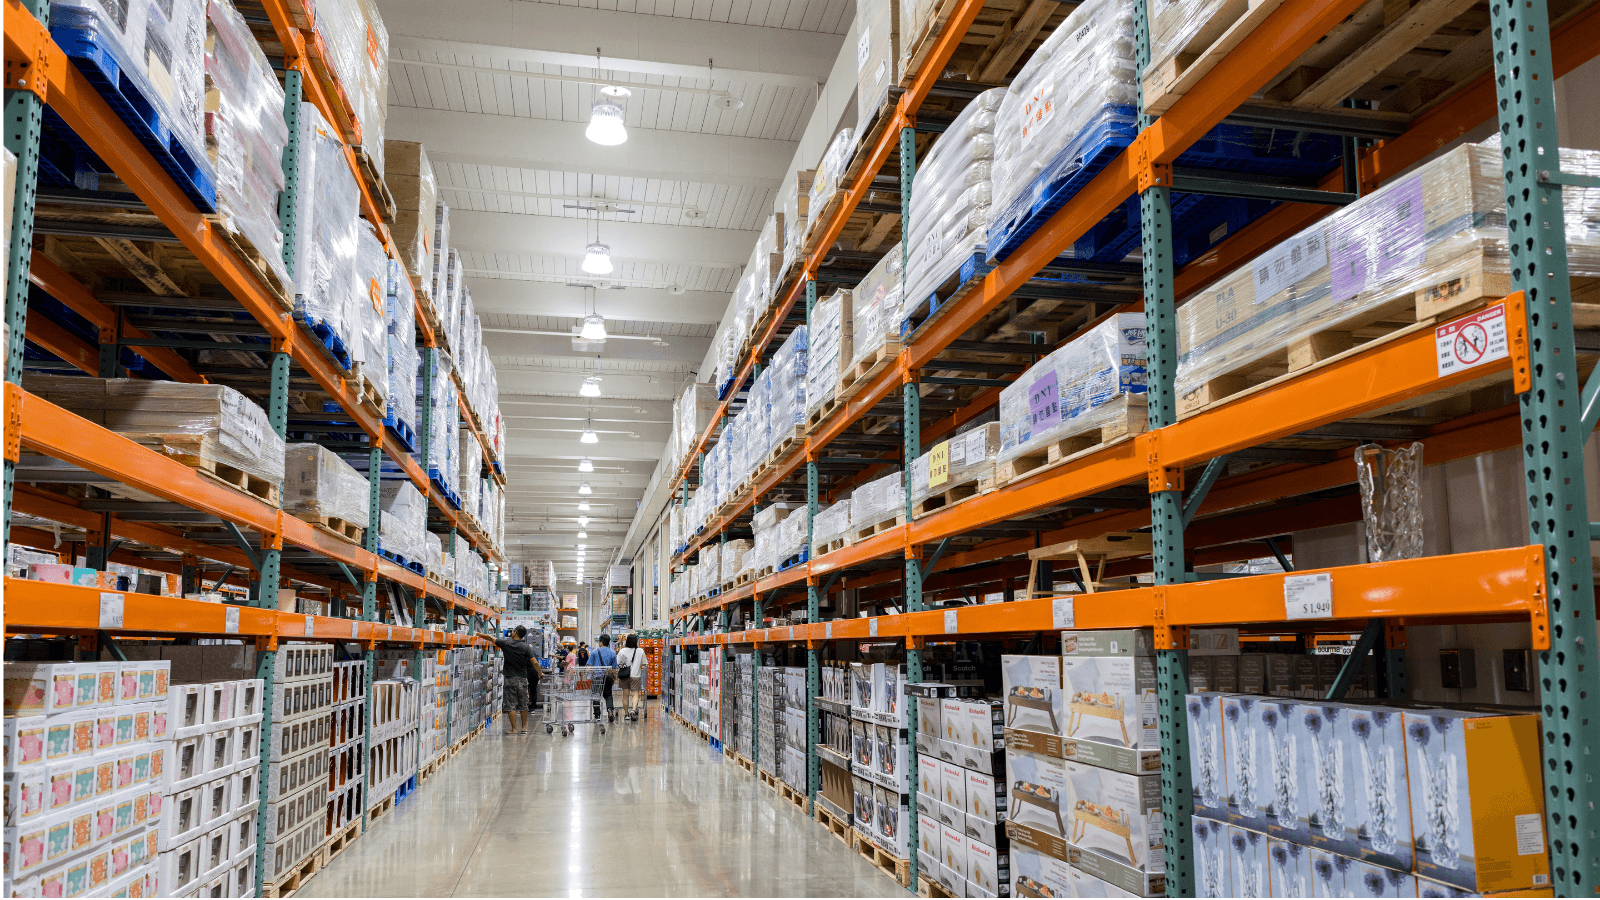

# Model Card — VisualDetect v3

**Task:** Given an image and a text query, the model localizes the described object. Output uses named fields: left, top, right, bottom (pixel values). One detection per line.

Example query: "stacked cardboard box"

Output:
left=911, top=679, right=1008, bottom=897
left=260, top=644, right=333, bottom=886
left=325, top=659, right=366, bottom=836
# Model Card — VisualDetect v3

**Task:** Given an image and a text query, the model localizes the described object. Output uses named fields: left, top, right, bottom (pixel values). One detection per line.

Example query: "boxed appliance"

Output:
left=966, top=836, right=1008, bottom=896
left=1006, top=750, right=1068, bottom=841
left=1010, top=844, right=1073, bottom=898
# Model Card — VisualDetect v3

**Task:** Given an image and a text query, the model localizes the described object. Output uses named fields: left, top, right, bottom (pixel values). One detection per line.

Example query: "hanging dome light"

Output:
left=578, top=516, right=590, bottom=526
left=579, top=483, right=593, bottom=495
left=580, top=419, right=599, bottom=443
left=578, top=500, right=590, bottom=511
left=585, top=88, right=629, bottom=146
left=578, top=530, right=588, bottom=538
left=578, top=458, right=594, bottom=473
left=579, top=314, right=608, bottom=341
left=579, top=375, right=603, bottom=398
left=580, top=242, right=613, bottom=275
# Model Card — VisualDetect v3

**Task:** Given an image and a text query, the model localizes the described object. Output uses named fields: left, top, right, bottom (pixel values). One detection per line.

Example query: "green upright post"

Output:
left=3, top=0, right=48, bottom=551
left=897, top=123, right=923, bottom=893
left=1136, top=2, right=1192, bottom=891
left=360, top=448, right=379, bottom=827
left=1490, top=1, right=1600, bottom=888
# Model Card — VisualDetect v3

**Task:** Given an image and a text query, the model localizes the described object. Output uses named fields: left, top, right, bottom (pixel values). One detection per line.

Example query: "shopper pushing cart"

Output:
left=543, top=666, right=613, bottom=736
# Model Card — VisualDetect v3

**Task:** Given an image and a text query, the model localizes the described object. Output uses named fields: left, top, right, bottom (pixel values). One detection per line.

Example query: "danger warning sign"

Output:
left=1436, top=303, right=1509, bottom=377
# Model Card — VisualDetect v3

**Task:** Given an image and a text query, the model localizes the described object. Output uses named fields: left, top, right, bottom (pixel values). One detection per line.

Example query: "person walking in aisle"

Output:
left=492, top=626, right=538, bottom=735
left=577, top=643, right=590, bottom=666
left=564, top=644, right=578, bottom=671
left=615, top=634, right=647, bottom=722
left=590, top=634, right=618, bottom=720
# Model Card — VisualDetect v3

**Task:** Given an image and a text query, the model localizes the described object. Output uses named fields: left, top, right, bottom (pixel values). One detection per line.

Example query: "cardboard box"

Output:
left=940, top=760, right=968, bottom=812
left=1295, top=701, right=1358, bottom=856
left=1221, top=695, right=1266, bottom=826
left=941, top=823, right=968, bottom=877
left=1341, top=705, right=1413, bottom=872
left=1185, top=693, right=1230, bottom=822
left=1062, top=654, right=1157, bottom=762
left=919, top=811, right=941, bottom=859
left=919, top=754, right=941, bottom=801
left=966, top=767, right=1006, bottom=824
left=1192, top=817, right=1231, bottom=898
left=1239, top=655, right=1268, bottom=694
left=1006, top=750, right=1067, bottom=838
left=1064, top=761, right=1162, bottom=873
left=1403, top=709, right=1549, bottom=893
left=1254, top=697, right=1309, bottom=845
left=1309, top=848, right=1418, bottom=897
left=915, top=695, right=941, bottom=754
left=1010, top=844, right=1072, bottom=898
left=1001, top=656, right=1064, bottom=739
left=1268, top=836, right=1314, bottom=898
left=934, top=796, right=964, bottom=831
left=1067, top=864, right=1146, bottom=898
left=967, top=837, right=1007, bottom=896
left=6, top=715, right=48, bottom=769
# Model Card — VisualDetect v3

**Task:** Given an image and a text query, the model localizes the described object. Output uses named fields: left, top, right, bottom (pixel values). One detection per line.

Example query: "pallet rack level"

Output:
left=658, top=0, right=1600, bottom=893
left=2, top=0, right=504, bottom=894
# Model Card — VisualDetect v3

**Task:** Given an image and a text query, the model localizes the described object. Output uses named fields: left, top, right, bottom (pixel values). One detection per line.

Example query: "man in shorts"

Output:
left=493, top=626, right=538, bottom=734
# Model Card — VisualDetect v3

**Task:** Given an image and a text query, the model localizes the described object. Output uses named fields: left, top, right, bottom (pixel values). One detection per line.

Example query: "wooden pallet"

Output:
left=912, top=473, right=992, bottom=519
left=852, top=829, right=912, bottom=888
left=207, top=213, right=294, bottom=311
left=419, top=754, right=443, bottom=782
left=995, top=398, right=1149, bottom=485
left=814, top=534, right=850, bottom=556
left=263, top=845, right=326, bottom=898
left=755, top=565, right=777, bottom=580
left=816, top=802, right=852, bottom=845
left=919, top=876, right=961, bottom=898
left=899, top=0, right=1072, bottom=89
left=852, top=513, right=906, bottom=543
left=766, top=425, right=805, bottom=467
left=367, top=793, right=395, bottom=823
left=801, top=190, right=850, bottom=258
left=778, top=780, right=812, bottom=815
left=805, top=394, right=843, bottom=430
left=731, top=752, right=756, bottom=774
left=1143, top=0, right=1289, bottom=116
left=733, top=569, right=755, bottom=587
left=353, top=146, right=396, bottom=224
left=352, top=362, right=386, bottom=418
left=324, top=820, right=362, bottom=862
left=840, top=340, right=901, bottom=398
left=759, top=769, right=781, bottom=791
left=307, top=515, right=363, bottom=544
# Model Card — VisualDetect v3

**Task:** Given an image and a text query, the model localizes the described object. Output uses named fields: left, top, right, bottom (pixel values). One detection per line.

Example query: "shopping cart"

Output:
left=542, top=665, right=612, bottom=736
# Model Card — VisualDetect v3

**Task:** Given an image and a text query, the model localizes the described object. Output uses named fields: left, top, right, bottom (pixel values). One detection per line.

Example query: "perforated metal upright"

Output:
left=1490, top=0, right=1600, bottom=888
left=898, top=122, right=924, bottom=893
left=804, top=277, right=822, bottom=810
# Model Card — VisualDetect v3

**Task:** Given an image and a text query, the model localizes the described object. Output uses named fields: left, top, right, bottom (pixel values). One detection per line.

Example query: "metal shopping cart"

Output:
left=542, top=665, right=612, bottom=736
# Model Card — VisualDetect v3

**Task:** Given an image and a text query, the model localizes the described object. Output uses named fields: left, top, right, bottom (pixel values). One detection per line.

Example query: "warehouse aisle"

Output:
left=297, top=707, right=907, bottom=897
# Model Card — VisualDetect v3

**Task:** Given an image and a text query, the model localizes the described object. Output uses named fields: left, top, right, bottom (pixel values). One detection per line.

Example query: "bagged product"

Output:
left=904, top=89, right=1004, bottom=312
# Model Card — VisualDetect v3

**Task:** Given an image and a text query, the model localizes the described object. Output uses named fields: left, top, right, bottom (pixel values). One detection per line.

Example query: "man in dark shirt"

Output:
left=493, top=626, right=538, bottom=735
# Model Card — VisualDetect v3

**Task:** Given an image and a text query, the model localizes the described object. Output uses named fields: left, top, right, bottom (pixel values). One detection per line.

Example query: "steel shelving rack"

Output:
left=2, top=0, right=505, bottom=892
left=658, top=0, right=1600, bottom=893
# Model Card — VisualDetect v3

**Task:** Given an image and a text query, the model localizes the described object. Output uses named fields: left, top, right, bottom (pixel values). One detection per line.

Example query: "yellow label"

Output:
left=928, top=441, right=950, bottom=487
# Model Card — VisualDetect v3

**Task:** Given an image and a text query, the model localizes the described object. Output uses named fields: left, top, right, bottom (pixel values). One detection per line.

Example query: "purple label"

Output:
left=1028, top=371, right=1060, bottom=433
left=1375, top=174, right=1425, bottom=281
left=1328, top=217, right=1369, bottom=305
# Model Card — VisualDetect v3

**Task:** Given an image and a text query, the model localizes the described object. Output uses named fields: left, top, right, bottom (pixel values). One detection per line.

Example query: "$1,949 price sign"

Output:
left=1284, top=572, right=1333, bottom=620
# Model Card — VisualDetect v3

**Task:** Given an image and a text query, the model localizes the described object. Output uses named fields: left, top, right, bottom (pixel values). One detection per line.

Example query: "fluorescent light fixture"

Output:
left=579, top=483, right=592, bottom=495
left=579, top=544, right=587, bottom=549
left=578, top=458, right=594, bottom=473
left=579, top=314, right=608, bottom=341
left=579, top=375, right=602, bottom=397
left=585, top=90, right=628, bottom=146
left=580, top=243, right=613, bottom=275
left=578, top=516, right=590, bottom=525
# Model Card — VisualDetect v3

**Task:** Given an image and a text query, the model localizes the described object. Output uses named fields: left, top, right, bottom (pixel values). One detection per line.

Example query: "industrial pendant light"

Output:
left=586, top=51, right=630, bottom=145
left=581, top=243, right=613, bottom=275
left=578, top=500, right=590, bottom=511
left=580, top=418, right=599, bottom=443
left=579, top=483, right=593, bottom=495
left=579, top=516, right=590, bottom=526
left=578, top=458, right=594, bottom=473
left=578, top=530, right=588, bottom=538
left=579, top=374, right=603, bottom=397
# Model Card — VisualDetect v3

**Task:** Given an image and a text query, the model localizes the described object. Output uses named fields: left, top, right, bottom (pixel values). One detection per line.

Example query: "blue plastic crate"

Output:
left=46, top=9, right=217, bottom=212
left=376, top=547, right=425, bottom=575
left=383, top=415, right=417, bottom=454
left=293, top=311, right=353, bottom=371
left=900, top=250, right=991, bottom=340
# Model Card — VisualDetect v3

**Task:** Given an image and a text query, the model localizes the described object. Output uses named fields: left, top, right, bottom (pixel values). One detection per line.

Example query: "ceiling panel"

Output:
left=458, top=250, right=742, bottom=293
left=521, top=0, right=852, bottom=33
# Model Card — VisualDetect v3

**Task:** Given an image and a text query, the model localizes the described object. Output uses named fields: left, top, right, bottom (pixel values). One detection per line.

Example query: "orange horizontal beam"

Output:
left=28, top=253, right=206, bottom=384
left=24, top=316, right=97, bottom=375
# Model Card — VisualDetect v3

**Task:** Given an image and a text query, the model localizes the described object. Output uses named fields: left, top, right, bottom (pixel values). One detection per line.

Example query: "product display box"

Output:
left=918, top=754, right=940, bottom=801
left=1010, top=844, right=1074, bottom=898
left=1341, top=706, right=1412, bottom=872
left=1294, top=700, right=1357, bottom=856
left=1069, top=845, right=1165, bottom=897
left=1309, top=847, right=1417, bottom=897
left=1221, top=694, right=1266, bottom=828
left=1006, top=750, right=1067, bottom=840
left=1001, top=656, right=1064, bottom=739
left=967, top=836, right=1008, bottom=896
left=1402, top=709, right=1548, bottom=893
left=914, top=695, right=942, bottom=755
left=941, top=823, right=967, bottom=878
left=1193, top=817, right=1231, bottom=898
left=1185, top=693, right=1230, bottom=823
left=1060, top=646, right=1158, bottom=771
left=1253, top=697, right=1309, bottom=846
left=1064, top=761, right=1162, bottom=874
left=1269, top=836, right=1314, bottom=899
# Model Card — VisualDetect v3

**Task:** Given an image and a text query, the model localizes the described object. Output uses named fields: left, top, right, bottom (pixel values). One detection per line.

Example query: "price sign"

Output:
left=351, top=622, right=360, bottom=639
left=788, top=626, right=795, bottom=640
left=224, top=606, right=240, bottom=634
left=869, top=618, right=879, bottom=638
left=928, top=441, right=950, bottom=488
left=304, top=616, right=315, bottom=637
left=98, top=593, right=125, bottom=629
left=1284, top=573, right=1334, bottom=620
left=944, top=609, right=958, bottom=634
left=825, top=622, right=833, bottom=639
left=1052, top=597, right=1075, bottom=629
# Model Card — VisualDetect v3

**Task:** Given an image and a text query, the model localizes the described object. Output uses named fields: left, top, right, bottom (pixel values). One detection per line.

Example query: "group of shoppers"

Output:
left=492, top=628, right=649, bottom=734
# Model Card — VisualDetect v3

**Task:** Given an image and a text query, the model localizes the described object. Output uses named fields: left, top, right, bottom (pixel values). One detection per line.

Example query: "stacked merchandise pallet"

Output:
left=846, top=664, right=911, bottom=867
left=366, top=679, right=419, bottom=814
left=326, top=659, right=367, bottom=838
left=729, top=653, right=754, bottom=760
left=261, top=644, right=334, bottom=892
left=641, top=638, right=664, bottom=699
left=755, top=666, right=777, bottom=776
left=774, top=669, right=806, bottom=794
left=815, top=665, right=853, bottom=823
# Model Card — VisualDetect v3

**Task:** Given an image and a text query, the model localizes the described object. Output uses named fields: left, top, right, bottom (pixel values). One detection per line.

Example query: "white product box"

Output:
left=1010, top=845, right=1072, bottom=898
left=1002, top=655, right=1064, bottom=738
left=939, top=698, right=965, bottom=745
left=204, top=683, right=237, bottom=727
left=919, top=812, right=941, bottom=859
left=966, top=768, right=1005, bottom=824
left=1192, top=817, right=1231, bottom=898
left=965, top=809, right=1003, bottom=848
left=919, top=754, right=940, bottom=800
left=161, top=787, right=205, bottom=849
left=229, top=854, right=255, bottom=898
left=7, top=770, right=48, bottom=825
left=1064, top=760, right=1163, bottom=873
left=200, top=824, right=231, bottom=882
left=1340, top=705, right=1412, bottom=872
left=4, top=663, right=82, bottom=714
left=940, top=761, right=967, bottom=812
left=201, top=776, right=232, bottom=829
left=933, top=796, right=964, bottom=831
left=915, top=695, right=941, bottom=754
left=160, top=836, right=204, bottom=895
left=875, top=787, right=907, bottom=858
left=232, top=808, right=257, bottom=861
left=872, top=724, right=908, bottom=792
left=7, top=816, right=49, bottom=880
left=1067, top=865, right=1144, bottom=898
left=852, top=720, right=875, bottom=772
left=1062, top=655, right=1157, bottom=751
left=169, top=684, right=207, bottom=737
left=936, top=863, right=966, bottom=897
left=851, top=664, right=874, bottom=710
left=853, top=776, right=876, bottom=832
left=205, top=729, right=238, bottom=775
left=231, top=767, right=258, bottom=819
left=1252, top=697, right=1308, bottom=845
left=966, top=837, right=1006, bottom=896
left=1006, top=749, right=1068, bottom=838
left=940, top=823, right=967, bottom=878
left=1309, top=847, right=1417, bottom=897
left=6, top=715, right=48, bottom=769
left=233, top=722, right=259, bottom=770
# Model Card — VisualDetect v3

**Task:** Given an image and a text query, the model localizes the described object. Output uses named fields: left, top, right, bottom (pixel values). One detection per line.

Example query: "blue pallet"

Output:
left=710, top=737, right=723, bottom=752
left=455, top=586, right=468, bottom=597
left=706, top=587, right=721, bottom=599
left=491, top=461, right=505, bottom=477
left=986, top=106, right=1343, bottom=265
left=384, top=415, right=417, bottom=454
left=377, top=548, right=425, bottom=575
left=900, top=250, right=992, bottom=340
left=427, top=470, right=462, bottom=509
left=293, top=311, right=354, bottom=371
left=46, top=12, right=217, bottom=212
left=395, top=775, right=419, bottom=804
left=778, top=548, right=809, bottom=572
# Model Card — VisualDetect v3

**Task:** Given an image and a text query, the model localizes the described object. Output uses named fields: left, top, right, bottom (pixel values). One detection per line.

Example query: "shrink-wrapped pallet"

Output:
left=904, top=89, right=1003, bottom=310
left=385, top=258, right=419, bottom=432
left=385, top=141, right=436, bottom=295
left=849, top=470, right=904, bottom=531
left=1175, top=140, right=1600, bottom=412
left=23, top=376, right=285, bottom=485
left=353, top=225, right=390, bottom=402
left=997, top=312, right=1146, bottom=464
left=312, top=0, right=388, bottom=172
left=808, top=129, right=859, bottom=232
left=856, top=0, right=901, bottom=130
left=781, top=171, right=816, bottom=273
left=1141, top=0, right=1236, bottom=114
left=806, top=290, right=853, bottom=415
left=910, top=422, right=1000, bottom=509
left=431, top=202, right=452, bottom=311
left=811, top=499, right=852, bottom=553
left=722, top=540, right=752, bottom=580
left=744, top=528, right=773, bottom=578
left=989, top=0, right=1139, bottom=258
left=282, top=444, right=370, bottom=526
left=775, top=504, right=811, bottom=565
left=428, top=353, right=459, bottom=490
left=676, top=383, right=718, bottom=465
left=755, top=214, right=786, bottom=300
left=204, top=0, right=288, bottom=289
left=379, top=479, right=427, bottom=564
left=702, top=544, right=721, bottom=590
left=459, top=431, right=482, bottom=518
left=291, top=102, right=360, bottom=343
left=424, top=531, right=443, bottom=575
left=852, top=243, right=904, bottom=368
left=768, top=326, right=810, bottom=449
left=753, top=502, right=803, bottom=534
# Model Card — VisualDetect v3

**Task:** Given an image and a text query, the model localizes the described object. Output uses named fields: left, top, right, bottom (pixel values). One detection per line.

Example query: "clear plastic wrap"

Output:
left=752, top=503, right=802, bottom=533
left=424, top=531, right=443, bottom=574
left=204, top=0, right=288, bottom=288
left=312, top=0, right=388, bottom=171
left=428, top=352, right=459, bottom=488
left=431, top=202, right=452, bottom=309
left=282, top=443, right=370, bottom=525
left=811, top=499, right=852, bottom=552
left=755, top=214, right=785, bottom=301
left=768, top=326, right=809, bottom=446
left=51, top=0, right=213, bottom=200
left=291, top=101, right=360, bottom=345
left=24, top=375, right=286, bottom=484
left=459, top=430, right=482, bottom=517
left=852, top=244, right=904, bottom=367
left=997, top=312, right=1147, bottom=463
left=809, top=129, right=859, bottom=217
left=379, top=479, right=427, bottom=563
left=806, top=290, right=852, bottom=415
left=384, top=140, right=435, bottom=294
left=676, top=383, right=718, bottom=466
left=849, top=470, right=904, bottom=530
left=722, top=539, right=751, bottom=579
left=702, top=544, right=721, bottom=589
left=989, top=0, right=1140, bottom=259
left=353, top=224, right=389, bottom=401
left=1175, top=141, right=1600, bottom=409
left=1143, top=0, right=1234, bottom=112
left=904, top=89, right=1003, bottom=310
left=386, top=335, right=417, bottom=430
left=781, top=171, right=814, bottom=273
left=776, top=504, right=810, bottom=563
left=910, top=422, right=1000, bottom=507
left=856, top=0, right=900, bottom=129
left=744, top=528, right=772, bottom=577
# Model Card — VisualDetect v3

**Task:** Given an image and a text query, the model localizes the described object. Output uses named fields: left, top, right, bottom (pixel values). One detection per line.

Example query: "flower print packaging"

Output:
left=1225, top=826, right=1269, bottom=899
left=1403, top=709, right=1548, bottom=893
left=1310, top=848, right=1418, bottom=898
left=1221, top=695, right=1266, bottom=827
left=1192, top=818, right=1231, bottom=898
left=1296, top=701, right=1357, bottom=855
left=1064, top=760, right=1163, bottom=875
left=1268, top=837, right=1313, bottom=899
left=1255, top=697, right=1308, bottom=845
left=1185, top=693, right=1228, bottom=822
left=1001, top=656, right=1064, bottom=739
left=1342, top=706, right=1412, bottom=872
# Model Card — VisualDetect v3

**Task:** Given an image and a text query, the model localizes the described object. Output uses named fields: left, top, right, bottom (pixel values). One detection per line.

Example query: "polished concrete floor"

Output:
left=298, top=704, right=909, bottom=897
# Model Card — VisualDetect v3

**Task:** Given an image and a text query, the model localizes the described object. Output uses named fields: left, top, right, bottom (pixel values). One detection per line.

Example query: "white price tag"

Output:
left=224, top=607, right=240, bottom=634
left=788, top=626, right=795, bottom=640
left=944, top=609, right=958, bottom=633
left=1284, top=573, right=1334, bottom=620
left=826, top=622, right=833, bottom=639
left=1051, top=597, right=1074, bottom=629
left=387, top=627, right=393, bottom=640
left=351, top=622, right=360, bottom=638
left=98, top=593, right=124, bottom=629
left=869, top=618, right=879, bottom=638
left=304, top=616, right=315, bottom=637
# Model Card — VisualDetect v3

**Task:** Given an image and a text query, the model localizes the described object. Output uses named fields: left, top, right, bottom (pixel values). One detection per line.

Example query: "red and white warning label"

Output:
left=1436, top=303, right=1509, bottom=377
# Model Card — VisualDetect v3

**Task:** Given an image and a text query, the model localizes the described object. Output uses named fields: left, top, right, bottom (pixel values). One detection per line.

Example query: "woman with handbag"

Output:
left=615, top=634, right=648, bottom=722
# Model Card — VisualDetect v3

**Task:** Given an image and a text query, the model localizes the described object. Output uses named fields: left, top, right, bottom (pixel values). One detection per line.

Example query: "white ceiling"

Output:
left=378, top=0, right=846, bottom=583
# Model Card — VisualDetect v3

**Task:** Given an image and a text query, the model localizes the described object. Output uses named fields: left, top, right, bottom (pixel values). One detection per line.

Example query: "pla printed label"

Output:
left=1020, top=93, right=1054, bottom=146
left=929, top=442, right=950, bottom=488
left=1252, top=230, right=1326, bottom=299
left=1284, top=572, right=1333, bottom=620
left=1051, top=597, right=1074, bottom=629
left=858, top=28, right=872, bottom=71
left=945, top=609, right=959, bottom=633
left=1374, top=175, right=1425, bottom=281
left=1328, top=218, right=1370, bottom=303
left=224, top=607, right=239, bottom=634
left=1436, top=303, right=1509, bottom=377
left=1029, top=371, right=1060, bottom=433
left=98, top=593, right=125, bottom=629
